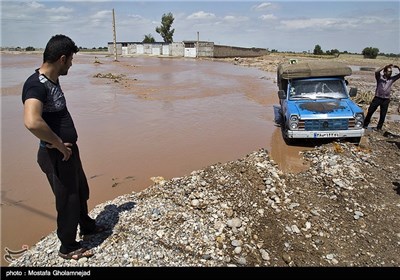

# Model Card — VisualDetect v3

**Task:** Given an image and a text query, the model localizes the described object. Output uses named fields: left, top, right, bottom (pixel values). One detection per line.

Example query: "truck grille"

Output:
left=300, top=118, right=356, bottom=131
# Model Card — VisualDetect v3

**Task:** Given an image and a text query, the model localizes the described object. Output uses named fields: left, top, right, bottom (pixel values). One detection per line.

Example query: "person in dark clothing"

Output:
left=363, top=64, right=400, bottom=130
left=22, top=34, right=106, bottom=260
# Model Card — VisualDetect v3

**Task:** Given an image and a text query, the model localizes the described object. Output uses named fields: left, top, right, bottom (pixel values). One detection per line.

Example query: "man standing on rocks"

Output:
left=363, top=64, right=400, bottom=130
left=22, top=34, right=106, bottom=261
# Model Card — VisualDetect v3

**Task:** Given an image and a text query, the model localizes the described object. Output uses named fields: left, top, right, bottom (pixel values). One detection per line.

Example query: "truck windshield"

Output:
left=289, top=79, right=347, bottom=100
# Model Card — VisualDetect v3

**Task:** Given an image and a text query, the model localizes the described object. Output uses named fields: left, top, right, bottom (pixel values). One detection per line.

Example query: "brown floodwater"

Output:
left=0, top=53, right=309, bottom=266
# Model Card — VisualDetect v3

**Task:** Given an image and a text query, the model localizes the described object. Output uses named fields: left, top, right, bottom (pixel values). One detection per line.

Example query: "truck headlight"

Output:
left=289, top=115, right=299, bottom=129
left=355, top=113, right=364, bottom=128
left=355, top=113, right=364, bottom=121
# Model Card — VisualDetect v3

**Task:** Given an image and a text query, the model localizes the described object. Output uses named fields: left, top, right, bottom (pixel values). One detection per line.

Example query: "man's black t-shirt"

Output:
left=22, top=69, right=78, bottom=143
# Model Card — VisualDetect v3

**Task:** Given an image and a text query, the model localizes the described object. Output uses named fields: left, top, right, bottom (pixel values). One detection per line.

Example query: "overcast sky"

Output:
left=1, top=0, right=399, bottom=54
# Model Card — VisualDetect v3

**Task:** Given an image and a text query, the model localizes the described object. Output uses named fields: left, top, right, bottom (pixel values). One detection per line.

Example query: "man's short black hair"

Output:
left=43, top=34, right=79, bottom=63
left=384, top=65, right=392, bottom=73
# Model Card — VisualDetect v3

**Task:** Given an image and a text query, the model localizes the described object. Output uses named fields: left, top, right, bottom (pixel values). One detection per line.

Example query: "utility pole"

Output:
left=112, top=8, right=118, bottom=61
left=196, top=31, right=199, bottom=58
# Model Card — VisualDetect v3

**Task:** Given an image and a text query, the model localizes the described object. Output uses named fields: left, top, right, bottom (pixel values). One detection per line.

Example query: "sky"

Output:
left=1, top=0, right=399, bottom=54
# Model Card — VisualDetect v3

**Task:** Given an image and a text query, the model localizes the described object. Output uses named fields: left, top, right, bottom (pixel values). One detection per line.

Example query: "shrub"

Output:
left=362, top=47, right=379, bottom=59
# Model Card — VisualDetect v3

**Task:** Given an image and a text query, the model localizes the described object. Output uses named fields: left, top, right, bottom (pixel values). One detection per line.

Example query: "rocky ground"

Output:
left=8, top=54, right=400, bottom=268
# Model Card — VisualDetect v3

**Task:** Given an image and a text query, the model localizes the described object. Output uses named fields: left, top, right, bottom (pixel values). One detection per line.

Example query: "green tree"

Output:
left=155, top=12, right=175, bottom=43
left=25, top=46, right=35, bottom=51
left=313, top=44, right=323, bottom=55
left=326, top=49, right=340, bottom=56
left=143, top=34, right=155, bottom=43
left=362, top=47, right=379, bottom=59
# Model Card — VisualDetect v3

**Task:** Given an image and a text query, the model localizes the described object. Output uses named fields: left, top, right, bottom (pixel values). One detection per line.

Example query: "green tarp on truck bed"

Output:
left=277, top=61, right=352, bottom=80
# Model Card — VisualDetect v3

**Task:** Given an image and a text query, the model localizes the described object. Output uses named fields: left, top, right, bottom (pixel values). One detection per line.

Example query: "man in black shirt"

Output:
left=22, top=34, right=106, bottom=260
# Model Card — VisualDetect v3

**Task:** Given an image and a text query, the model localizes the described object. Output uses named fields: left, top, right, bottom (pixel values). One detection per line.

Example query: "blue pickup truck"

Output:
left=276, top=61, right=365, bottom=144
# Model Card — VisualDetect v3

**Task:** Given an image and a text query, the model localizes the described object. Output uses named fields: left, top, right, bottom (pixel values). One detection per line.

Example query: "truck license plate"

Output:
left=314, top=132, right=339, bottom=138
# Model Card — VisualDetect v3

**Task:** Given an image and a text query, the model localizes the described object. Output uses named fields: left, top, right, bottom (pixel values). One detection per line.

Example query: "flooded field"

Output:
left=0, top=52, right=308, bottom=266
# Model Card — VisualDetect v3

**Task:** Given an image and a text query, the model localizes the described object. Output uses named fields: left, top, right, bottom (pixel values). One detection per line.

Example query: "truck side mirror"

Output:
left=278, top=90, right=287, bottom=99
left=349, top=87, right=357, bottom=97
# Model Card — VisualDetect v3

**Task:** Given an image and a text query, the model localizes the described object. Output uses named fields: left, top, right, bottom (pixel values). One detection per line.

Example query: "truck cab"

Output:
left=276, top=61, right=365, bottom=144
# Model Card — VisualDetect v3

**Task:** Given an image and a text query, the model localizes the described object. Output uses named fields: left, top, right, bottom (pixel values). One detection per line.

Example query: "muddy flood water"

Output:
left=0, top=53, right=309, bottom=266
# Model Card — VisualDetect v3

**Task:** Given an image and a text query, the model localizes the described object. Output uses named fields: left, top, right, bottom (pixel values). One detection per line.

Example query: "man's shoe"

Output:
left=58, top=247, right=94, bottom=260
left=79, top=224, right=108, bottom=240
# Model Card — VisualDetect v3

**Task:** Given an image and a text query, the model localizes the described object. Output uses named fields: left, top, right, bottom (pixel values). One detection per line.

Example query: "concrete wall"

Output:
left=108, top=42, right=268, bottom=58
left=108, top=42, right=166, bottom=56
left=162, top=45, right=170, bottom=56
left=213, top=45, right=268, bottom=58
left=197, top=41, right=214, bottom=57
left=170, top=42, right=184, bottom=57
left=128, top=44, right=137, bottom=54
left=108, top=43, right=122, bottom=55
left=143, top=44, right=153, bottom=55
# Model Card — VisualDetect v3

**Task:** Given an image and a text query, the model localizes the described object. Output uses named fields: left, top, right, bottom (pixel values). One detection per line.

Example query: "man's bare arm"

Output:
left=23, top=98, right=72, bottom=161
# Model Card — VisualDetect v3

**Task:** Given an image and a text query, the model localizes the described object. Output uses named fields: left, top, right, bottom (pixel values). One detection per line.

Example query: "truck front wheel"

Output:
left=281, top=126, right=296, bottom=145
left=349, top=137, right=361, bottom=145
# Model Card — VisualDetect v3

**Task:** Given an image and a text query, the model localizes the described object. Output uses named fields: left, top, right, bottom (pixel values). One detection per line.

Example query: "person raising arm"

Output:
left=363, top=64, right=400, bottom=130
